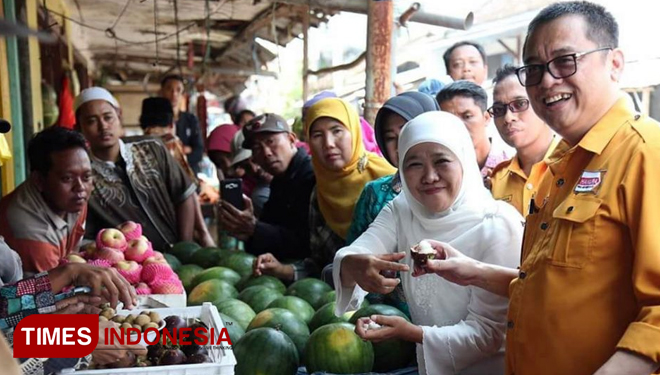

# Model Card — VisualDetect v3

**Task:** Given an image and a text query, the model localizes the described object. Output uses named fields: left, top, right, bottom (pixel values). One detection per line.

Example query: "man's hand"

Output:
left=340, top=253, right=409, bottom=294
left=49, top=263, right=138, bottom=309
left=218, top=195, right=257, bottom=240
left=54, top=295, right=104, bottom=315
left=412, top=240, right=478, bottom=286
left=93, top=321, right=147, bottom=366
left=354, top=315, right=422, bottom=344
left=253, top=253, right=294, bottom=281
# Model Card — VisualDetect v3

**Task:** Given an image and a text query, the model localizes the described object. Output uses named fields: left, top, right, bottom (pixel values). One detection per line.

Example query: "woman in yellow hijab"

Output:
left=304, top=97, right=395, bottom=241
left=252, top=98, right=394, bottom=283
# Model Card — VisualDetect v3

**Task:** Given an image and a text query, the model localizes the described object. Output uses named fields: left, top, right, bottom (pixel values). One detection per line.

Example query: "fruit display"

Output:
left=163, top=242, right=417, bottom=373
left=67, top=221, right=184, bottom=296
left=92, top=310, right=214, bottom=369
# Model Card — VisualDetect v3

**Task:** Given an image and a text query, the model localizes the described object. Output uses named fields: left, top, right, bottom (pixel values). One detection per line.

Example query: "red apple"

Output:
left=125, top=238, right=153, bottom=262
left=96, top=228, right=127, bottom=251
left=142, top=256, right=168, bottom=266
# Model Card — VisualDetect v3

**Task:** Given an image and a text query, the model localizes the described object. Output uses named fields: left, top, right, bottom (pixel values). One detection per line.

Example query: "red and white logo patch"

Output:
left=575, top=171, right=602, bottom=193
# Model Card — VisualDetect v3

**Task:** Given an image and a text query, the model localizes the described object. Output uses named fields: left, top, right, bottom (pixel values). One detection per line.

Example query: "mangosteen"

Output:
left=164, top=315, right=187, bottom=331
left=185, top=353, right=211, bottom=364
left=147, top=343, right=165, bottom=362
left=159, top=348, right=187, bottom=366
left=410, top=240, right=436, bottom=266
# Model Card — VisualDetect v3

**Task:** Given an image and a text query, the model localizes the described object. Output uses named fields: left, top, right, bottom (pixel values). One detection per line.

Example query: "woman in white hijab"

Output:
left=333, top=111, right=523, bottom=375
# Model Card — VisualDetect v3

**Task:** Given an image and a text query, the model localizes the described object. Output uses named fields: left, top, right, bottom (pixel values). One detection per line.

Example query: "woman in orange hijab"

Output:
left=253, top=98, right=395, bottom=283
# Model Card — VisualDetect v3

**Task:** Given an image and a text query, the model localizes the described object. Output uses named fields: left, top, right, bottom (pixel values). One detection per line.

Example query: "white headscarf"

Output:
left=395, top=111, right=499, bottom=240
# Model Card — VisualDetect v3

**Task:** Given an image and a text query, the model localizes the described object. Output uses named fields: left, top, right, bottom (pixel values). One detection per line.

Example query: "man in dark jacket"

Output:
left=160, top=75, right=204, bottom=174
left=217, top=113, right=315, bottom=269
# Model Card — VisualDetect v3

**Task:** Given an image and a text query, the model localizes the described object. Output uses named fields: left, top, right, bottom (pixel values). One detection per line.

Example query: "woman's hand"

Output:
left=49, top=263, right=138, bottom=309
left=412, top=240, right=479, bottom=286
left=93, top=321, right=147, bottom=366
left=253, top=253, right=294, bottom=281
left=340, top=253, right=409, bottom=294
left=354, top=315, right=422, bottom=343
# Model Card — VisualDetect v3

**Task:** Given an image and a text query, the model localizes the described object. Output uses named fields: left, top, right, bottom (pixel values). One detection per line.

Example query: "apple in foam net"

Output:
left=143, top=256, right=168, bottom=265
left=66, top=253, right=87, bottom=264
left=118, top=221, right=142, bottom=240
left=96, top=247, right=125, bottom=264
left=125, top=238, right=152, bottom=262
left=97, top=228, right=127, bottom=251
left=115, top=260, right=140, bottom=271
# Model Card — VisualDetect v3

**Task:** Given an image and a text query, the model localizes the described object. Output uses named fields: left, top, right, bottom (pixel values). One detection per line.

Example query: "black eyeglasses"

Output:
left=516, top=47, right=613, bottom=87
left=487, top=99, right=530, bottom=118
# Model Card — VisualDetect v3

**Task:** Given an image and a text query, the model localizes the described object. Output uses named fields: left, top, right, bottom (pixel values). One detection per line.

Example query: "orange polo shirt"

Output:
left=506, top=96, right=660, bottom=375
left=490, top=136, right=560, bottom=216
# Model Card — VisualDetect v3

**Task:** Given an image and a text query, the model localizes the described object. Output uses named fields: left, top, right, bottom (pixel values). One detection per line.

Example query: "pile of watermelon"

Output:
left=167, top=241, right=416, bottom=374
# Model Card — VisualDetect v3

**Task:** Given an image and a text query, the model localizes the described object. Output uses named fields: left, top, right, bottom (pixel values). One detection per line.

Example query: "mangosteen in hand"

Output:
left=186, top=353, right=211, bottom=364
left=159, top=348, right=187, bottom=366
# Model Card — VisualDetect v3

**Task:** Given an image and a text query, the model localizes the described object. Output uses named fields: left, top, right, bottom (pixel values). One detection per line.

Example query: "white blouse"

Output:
left=333, top=196, right=522, bottom=375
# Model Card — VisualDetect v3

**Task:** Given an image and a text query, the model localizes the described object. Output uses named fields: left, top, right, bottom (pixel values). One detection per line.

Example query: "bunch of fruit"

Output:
left=64, top=221, right=184, bottom=295
left=99, top=307, right=163, bottom=333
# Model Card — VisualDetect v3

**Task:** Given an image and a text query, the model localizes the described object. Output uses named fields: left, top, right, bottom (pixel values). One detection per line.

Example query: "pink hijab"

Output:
left=207, top=124, right=240, bottom=153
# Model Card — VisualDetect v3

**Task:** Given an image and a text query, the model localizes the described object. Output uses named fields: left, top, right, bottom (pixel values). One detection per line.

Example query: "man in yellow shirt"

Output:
left=488, top=64, right=558, bottom=216
left=417, top=2, right=660, bottom=375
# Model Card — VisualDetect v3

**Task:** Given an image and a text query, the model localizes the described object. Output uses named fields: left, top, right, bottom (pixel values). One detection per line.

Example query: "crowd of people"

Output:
left=1, top=1, right=660, bottom=375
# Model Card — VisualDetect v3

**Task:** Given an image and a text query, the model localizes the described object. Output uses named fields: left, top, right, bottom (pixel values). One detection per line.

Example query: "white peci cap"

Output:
left=74, top=87, right=120, bottom=111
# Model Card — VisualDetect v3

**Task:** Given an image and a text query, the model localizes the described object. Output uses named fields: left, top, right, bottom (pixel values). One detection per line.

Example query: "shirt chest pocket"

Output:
left=547, top=195, right=602, bottom=268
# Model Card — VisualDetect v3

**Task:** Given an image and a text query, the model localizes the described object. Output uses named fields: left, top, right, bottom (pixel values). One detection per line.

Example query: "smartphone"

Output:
left=221, top=178, right=244, bottom=210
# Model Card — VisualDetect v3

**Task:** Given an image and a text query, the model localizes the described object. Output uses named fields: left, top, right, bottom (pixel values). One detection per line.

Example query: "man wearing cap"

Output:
left=219, top=113, right=315, bottom=275
left=228, top=131, right=271, bottom=217
left=75, top=87, right=197, bottom=252
left=0, top=126, right=92, bottom=273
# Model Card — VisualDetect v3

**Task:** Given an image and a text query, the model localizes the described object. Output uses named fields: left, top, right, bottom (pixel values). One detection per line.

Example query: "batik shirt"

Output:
left=86, top=139, right=196, bottom=251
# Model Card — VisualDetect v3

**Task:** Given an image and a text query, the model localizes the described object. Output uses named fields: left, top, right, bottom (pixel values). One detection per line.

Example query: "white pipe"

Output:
left=276, top=0, right=473, bottom=30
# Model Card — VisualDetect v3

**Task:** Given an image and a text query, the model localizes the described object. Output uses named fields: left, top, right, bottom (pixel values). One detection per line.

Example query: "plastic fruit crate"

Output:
left=62, top=303, right=236, bottom=375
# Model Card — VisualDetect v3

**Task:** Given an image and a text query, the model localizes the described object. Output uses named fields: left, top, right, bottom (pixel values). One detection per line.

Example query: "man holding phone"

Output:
left=218, top=113, right=316, bottom=272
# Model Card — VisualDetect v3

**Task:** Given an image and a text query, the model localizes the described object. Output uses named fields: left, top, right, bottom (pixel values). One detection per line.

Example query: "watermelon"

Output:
left=163, top=253, right=182, bottom=271
left=285, top=278, right=332, bottom=309
left=349, top=304, right=416, bottom=372
left=236, top=275, right=286, bottom=293
left=218, top=251, right=256, bottom=277
left=170, top=241, right=201, bottom=264
left=304, top=323, right=373, bottom=374
left=308, top=302, right=350, bottom=332
left=190, top=267, right=241, bottom=289
left=320, top=290, right=336, bottom=306
left=247, top=308, right=310, bottom=358
left=238, top=285, right=283, bottom=313
left=190, top=247, right=230, bottom=268
left=175, top=264, right=204, bottom=292
left=218, top=312, right=245, bottom=344
left=267, top=296, right=315, bottom=325
left=187, top=279, right=238, bottom=306
left=234, top=328, right=299, bottom=375
left=215, top=299, right=256, bottom=331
